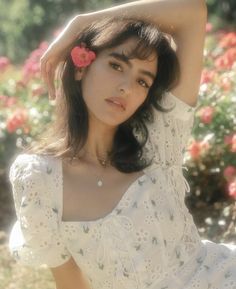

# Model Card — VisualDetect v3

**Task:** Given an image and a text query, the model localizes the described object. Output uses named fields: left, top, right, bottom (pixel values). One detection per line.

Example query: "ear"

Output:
left=74, top=67, right=86, bottom=81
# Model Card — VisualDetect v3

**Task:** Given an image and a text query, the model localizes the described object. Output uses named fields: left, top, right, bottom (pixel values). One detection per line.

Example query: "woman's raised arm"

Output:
left=41, top=0, right=207, bottom=103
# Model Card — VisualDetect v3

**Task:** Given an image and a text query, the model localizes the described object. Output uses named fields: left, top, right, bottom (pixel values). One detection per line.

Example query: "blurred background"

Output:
left=0, top=0, right=236, bottom=288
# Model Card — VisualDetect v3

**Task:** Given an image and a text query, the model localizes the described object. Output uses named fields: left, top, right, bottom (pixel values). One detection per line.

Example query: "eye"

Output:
left=138, top=79, right=150, bottom=89
left=109, top=61, right=150, bottom=89
left=109, top=61, right=122, bottom=71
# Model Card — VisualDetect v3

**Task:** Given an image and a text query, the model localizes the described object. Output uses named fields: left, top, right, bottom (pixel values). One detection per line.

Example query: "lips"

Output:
left=105, top=97, right=126, bottom=111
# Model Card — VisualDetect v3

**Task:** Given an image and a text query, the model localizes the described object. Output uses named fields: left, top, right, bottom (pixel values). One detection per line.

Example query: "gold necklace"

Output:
left=70, top=151, right=111, bottom=187
left=96, top=157, right=110, bottom=187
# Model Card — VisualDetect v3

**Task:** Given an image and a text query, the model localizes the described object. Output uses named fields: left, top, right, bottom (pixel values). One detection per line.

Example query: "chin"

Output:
left=100, top=114, right=131, bottom=128
left=88, top=105, right=133, bottom=127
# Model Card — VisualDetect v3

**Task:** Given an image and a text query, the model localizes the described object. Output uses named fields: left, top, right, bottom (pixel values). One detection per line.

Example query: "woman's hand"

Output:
left=40, top=15, right=84, bottom=100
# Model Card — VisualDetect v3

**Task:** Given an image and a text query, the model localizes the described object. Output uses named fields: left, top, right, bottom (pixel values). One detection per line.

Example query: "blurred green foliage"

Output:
left=207, top=0, right=236, bottom=29
left=0, top=0, right=112, bottom=63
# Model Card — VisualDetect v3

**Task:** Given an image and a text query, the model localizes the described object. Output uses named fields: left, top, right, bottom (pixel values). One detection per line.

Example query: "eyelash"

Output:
left=109, top=61, right=150, bottom=89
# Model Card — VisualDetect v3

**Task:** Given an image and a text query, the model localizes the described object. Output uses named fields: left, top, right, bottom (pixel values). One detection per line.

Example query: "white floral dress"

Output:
left=8, top=92, right=236, bottom=289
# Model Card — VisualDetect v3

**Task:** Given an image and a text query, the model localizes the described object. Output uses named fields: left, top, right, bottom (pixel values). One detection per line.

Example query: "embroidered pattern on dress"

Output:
left=8, top=92, right=236, bottom=289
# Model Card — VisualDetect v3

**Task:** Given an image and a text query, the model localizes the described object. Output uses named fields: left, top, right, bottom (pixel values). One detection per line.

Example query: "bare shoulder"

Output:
left=170, top=3, right=208, bottom=107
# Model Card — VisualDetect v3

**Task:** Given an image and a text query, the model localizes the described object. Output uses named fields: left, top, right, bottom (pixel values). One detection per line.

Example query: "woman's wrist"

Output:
left=72, top=14, right=95, bottom=38
left=64, top=15, right=84, bottom=41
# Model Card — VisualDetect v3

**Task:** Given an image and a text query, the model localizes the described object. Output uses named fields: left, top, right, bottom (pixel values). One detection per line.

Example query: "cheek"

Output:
left=82, top=66, right=121, bottom=111
left=131, top=94, right=147, bottom=110
left=81, top=68, right=104, bottom=101
left=83, top=63, right=110, bottom=92
left=123, top=96, right=146, bottom=121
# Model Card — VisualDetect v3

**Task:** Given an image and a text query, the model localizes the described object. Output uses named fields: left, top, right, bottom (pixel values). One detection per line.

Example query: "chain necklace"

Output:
left=70, top=150, right=111, bottom=187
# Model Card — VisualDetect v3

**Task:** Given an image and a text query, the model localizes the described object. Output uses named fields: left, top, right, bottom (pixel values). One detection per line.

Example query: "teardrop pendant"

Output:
left=97, top=180, right=103, bottom=187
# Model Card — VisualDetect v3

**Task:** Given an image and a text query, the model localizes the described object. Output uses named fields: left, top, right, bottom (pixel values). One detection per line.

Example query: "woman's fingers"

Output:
left=40, top=62, right=46, bottom=84
left=46, top=63, right=56, bottom=100
left=40, top=56, right=56, bottom=100
left=39, top=16, right=82, bottom=100
left=40, top=63, right=49, bottom=97
left=39, top=16, right=81, bottom=100
left=40, top=54, right=49, bottom=84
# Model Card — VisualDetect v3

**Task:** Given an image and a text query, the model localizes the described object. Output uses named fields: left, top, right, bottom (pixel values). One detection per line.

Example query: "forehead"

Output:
left=101, top=37, right=157, bottom=70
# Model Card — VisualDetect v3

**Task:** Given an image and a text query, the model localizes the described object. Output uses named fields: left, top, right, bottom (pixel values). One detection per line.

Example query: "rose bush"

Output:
left=0, top=41, right=54, bottom=171
left=184, top=25, right=236, bottom=207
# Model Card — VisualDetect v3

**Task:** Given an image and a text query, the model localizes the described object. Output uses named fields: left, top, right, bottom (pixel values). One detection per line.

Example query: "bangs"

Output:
left=85, top=16, right=163, bottom=62
left=123, top=38, right=156, bottom=61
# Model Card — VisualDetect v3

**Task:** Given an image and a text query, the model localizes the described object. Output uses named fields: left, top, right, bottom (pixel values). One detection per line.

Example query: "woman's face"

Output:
left=75, top=37, right=158, bottom=127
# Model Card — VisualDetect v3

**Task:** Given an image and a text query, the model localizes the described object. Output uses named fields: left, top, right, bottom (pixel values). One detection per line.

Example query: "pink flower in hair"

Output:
left=71, top=43, right=96, bottom=68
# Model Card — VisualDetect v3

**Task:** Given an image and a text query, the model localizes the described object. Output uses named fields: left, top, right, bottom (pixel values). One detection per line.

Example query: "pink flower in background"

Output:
left=219, top=32, right=236, bottom=48
left=215, top=55, right=227, bottom=69
left=188, top=140, right=210, bottom=160
left=6, top=109, right=28, bottom=133
left=227, top=180, right=236, bottom=199
left=206, top=23, right=213, bottom=33
left=0, top=95, right=17, bottom=107
left=231, top=134, right=236, bottom=153
left=215, top=47, right=236, bottom=69
left=223, top=166, right=236, bottom=182
left=220, top=76, right=232, bottom=91
left=0, top=56, right=10, bottom=72
left=39, top=41, right=48, bottom=51
left=198, top=106, right=215, bottom=124
left=224, top=133, right=236, bottom=152
left=188, top=141, right=201, bottom=159
left=23, top=60, right=41, bottom=82
left=0, top=95, right=7, bottom=103
left=200, top=69, right=216, bottom=84
left=5, top=97, right=17, bottom=107
left=224, top=133, right=234, bottom=145
left=22, top=42, right=48, bottom=83
left=226, top=47, right=236, bottom=62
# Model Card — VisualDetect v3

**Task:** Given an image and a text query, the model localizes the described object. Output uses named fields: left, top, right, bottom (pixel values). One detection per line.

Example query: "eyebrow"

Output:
left=108, top=52, right=156, bottom=82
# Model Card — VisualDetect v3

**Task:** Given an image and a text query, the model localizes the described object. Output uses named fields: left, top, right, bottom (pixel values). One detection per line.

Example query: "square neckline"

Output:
left=59, top=158, right=149, bottom=225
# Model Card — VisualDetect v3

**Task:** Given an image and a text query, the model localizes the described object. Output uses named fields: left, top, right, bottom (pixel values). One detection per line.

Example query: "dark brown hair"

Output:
left=23, top=16, right=180, bottom=173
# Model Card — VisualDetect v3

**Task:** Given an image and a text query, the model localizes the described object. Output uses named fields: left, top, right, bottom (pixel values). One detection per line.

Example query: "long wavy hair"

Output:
left=23, top=15, right=180, bottom=173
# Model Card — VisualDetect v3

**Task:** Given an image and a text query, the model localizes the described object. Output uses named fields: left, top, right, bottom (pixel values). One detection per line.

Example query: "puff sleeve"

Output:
left=144, top=91, right=198, bottom=199
left=8, top=154, right=71, bottom=268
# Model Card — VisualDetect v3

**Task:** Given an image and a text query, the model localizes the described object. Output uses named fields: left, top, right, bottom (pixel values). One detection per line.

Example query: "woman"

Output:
left=9, top=1, right=236, bottom=289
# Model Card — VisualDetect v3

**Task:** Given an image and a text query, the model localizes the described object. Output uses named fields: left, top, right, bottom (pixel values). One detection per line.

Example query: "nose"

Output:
left=118, top=78, right=133, bottom=96
left=119, top=87, right=125, bottom=94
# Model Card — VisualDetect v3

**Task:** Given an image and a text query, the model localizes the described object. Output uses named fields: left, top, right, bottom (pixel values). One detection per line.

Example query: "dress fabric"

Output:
left=8, top=92, right=236, bottom=289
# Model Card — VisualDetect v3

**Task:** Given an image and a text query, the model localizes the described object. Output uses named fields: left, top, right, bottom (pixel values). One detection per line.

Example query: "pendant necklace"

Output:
left=95, top=156, right=110, bottom=187
left=70, top=152, right=111, bottom=187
